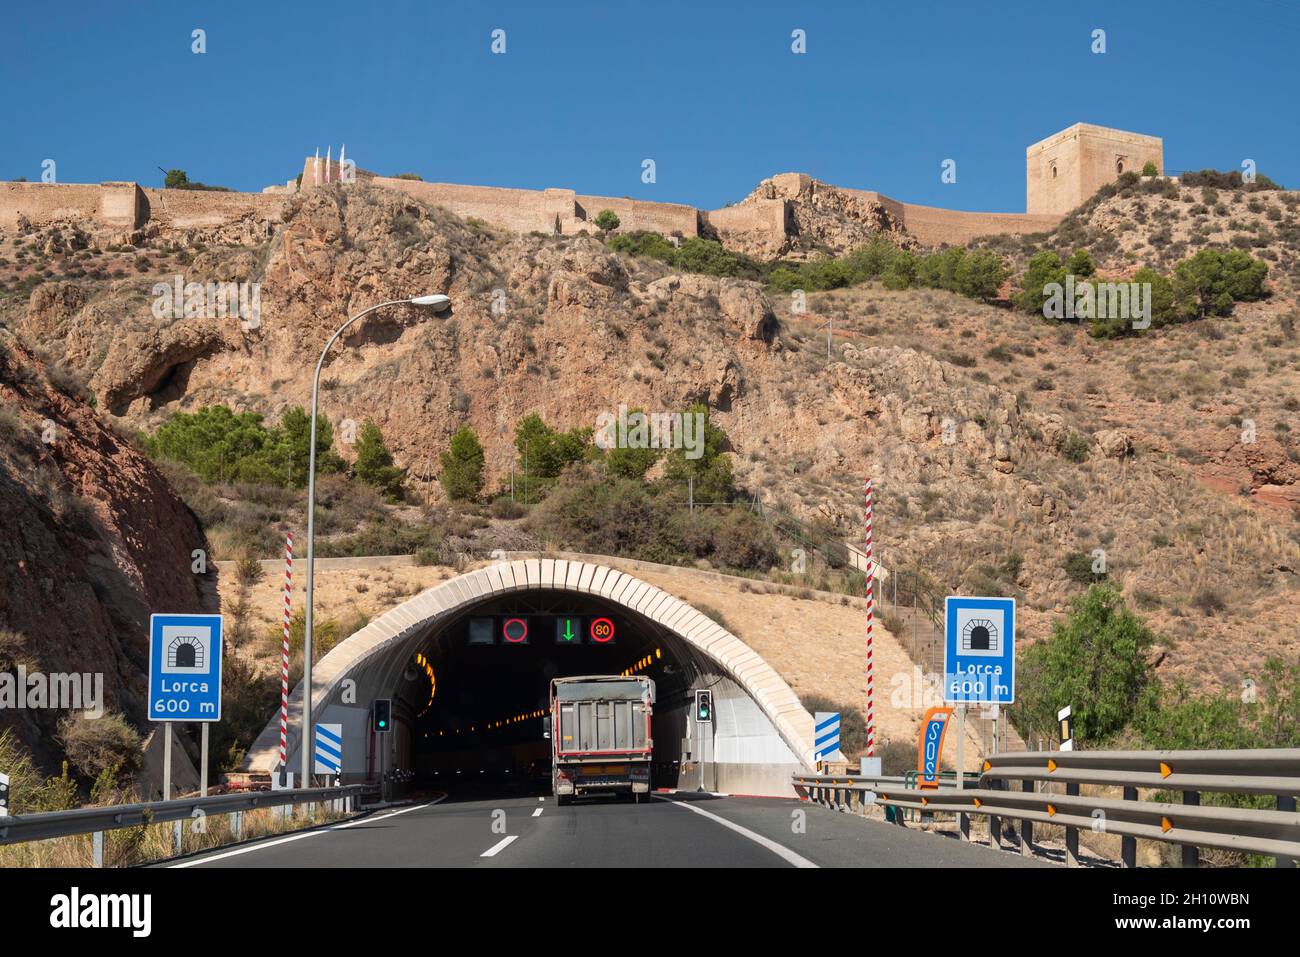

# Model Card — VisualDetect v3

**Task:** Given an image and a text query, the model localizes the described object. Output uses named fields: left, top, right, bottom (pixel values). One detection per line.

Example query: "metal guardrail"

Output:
left=0, top=785, right=365, bottom=864
left=793, top=748, right=1300, bottom=868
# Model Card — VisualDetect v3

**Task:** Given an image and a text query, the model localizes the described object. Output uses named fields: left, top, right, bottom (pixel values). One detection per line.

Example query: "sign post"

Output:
left=148, top=613, right=224, bottom=802
left=0, top=770, right=9, bottom=816
left=943, top=596, right=1016, bottom=787
left=1058, top=705, right=1074, bottom=751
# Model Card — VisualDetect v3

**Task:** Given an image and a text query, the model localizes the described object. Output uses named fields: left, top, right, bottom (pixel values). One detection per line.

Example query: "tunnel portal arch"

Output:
left=247, top=559, right=818, bottom=789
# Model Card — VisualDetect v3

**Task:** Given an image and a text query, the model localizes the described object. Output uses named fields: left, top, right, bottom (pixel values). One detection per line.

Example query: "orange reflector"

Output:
left=973, top=798, right=982, bottom=809
left=1047, top=804, right=1057, bottom=817
left=1047, top=759, right=1058, bottom=772
left=1160, top=762, right=1173, bottom=779
left=921, top=797, right=929, bottom=807
left=982, top=760, right=991, bottom=772
left=1162, top=816, right=1174, bottom=833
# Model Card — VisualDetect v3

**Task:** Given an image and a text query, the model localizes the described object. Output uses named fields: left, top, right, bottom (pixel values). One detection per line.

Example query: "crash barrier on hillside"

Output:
left=0, top=784, right=366, bottom=866
left=794, top=748, right=1300, bottom=868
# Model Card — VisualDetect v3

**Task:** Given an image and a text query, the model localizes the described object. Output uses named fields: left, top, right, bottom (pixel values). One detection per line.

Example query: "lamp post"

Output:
left=300, top=294, right=451, bottom=788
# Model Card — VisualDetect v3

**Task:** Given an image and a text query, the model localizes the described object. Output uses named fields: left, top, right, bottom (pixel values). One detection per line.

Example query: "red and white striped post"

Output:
left=863, top=480, right=878, bottom=774
left=278, top=532, right=294, bottom=779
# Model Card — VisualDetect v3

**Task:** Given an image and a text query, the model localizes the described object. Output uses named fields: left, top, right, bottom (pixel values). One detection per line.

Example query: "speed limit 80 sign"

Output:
left=589, top=617, right=616, bottom=644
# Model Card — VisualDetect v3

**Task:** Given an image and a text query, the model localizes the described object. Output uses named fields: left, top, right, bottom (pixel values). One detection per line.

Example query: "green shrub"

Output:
left=1014, top=585, right=1161, bottom=745
left=1141, top=160, right=1159, bottom=177
left=1173, top=248, right=1269, bottom=319
left=593, top=209, right=621, bottom=232
left=1067, top=248, right=1096, bottom=278
left=353, top=419, right=405, bottom=499
left=1061, top=431, right=1091, bottom=462
left=1016, top=251, right=1068, bottom=314
left=439, top=426, right=485, bottom=502
left=1063, top=550, right=1105, bottom=584
left=147, top=405, right=342, bottom=488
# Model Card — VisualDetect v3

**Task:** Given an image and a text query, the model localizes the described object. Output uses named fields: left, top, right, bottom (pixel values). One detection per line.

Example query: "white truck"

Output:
left=548, top=675, right=654, bottom=805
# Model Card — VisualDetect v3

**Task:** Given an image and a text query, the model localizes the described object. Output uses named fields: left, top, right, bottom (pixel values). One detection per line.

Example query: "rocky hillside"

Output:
left=976, top=172, right=1300, bottom=290
left=0, top=335, right=210, bottom=772
left=2, top=178, right=1298, bottom=696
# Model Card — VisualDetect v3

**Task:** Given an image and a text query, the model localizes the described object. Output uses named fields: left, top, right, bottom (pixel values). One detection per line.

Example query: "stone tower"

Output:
left=1026, top=123, right=1164, bottom=215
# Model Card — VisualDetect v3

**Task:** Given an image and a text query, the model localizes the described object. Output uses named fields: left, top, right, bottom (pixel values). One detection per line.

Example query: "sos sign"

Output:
left=589, top=617, right=616, bottom=644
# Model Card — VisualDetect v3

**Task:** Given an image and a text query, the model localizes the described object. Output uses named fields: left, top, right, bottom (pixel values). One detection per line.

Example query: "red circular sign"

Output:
left=502, top=618, right=528, bottom=643
left=589, top=617, right=615, bottom=644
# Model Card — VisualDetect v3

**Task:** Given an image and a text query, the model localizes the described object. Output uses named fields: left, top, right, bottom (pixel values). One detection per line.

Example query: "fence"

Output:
left=793, top=747, right=1300, bottom=868
left=0, top=784, right=365, bottom=866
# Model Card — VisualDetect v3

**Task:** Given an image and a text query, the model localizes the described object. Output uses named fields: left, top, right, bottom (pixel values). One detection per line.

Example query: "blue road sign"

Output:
left=314, top=723, right=343, bottom=775
left=814, top=711, right=843, bottom=761
left=148, top=613, right=223, bottom=722
left=943, top=596, right=1016, bottom=705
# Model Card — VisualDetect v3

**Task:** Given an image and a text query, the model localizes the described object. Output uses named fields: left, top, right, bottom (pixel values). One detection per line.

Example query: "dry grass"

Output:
left=0, top=801, right=351, bottom=868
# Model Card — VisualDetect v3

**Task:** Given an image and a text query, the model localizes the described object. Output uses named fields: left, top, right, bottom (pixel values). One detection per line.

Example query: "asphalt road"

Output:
left=165, top=790, right=1050, bottom=868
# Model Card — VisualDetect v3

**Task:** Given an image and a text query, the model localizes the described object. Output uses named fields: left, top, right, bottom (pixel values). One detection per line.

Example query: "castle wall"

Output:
left=141, top=188, right=285, bottom=229
left=0, top=182, right=118, bottom=229
left=702, top=201, right=789, bottom=256
left=893, top=202, right=1061, bottom=246
left=842, top=188, right=1060, bottom=246
left=296, top=156, right=703, bottom=239
left=574, top=194, right=698, bottom=237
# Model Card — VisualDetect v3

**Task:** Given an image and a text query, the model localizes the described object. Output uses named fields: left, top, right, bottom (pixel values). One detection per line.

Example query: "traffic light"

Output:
left=695, top=690, right=712, bottom=723
left=373, top=698, right=393, bottom=734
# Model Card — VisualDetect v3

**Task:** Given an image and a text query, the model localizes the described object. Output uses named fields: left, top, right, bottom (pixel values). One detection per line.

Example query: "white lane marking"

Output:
left=538, top=796, right=545, bottom=802
left=532, top=807, right=543, bottom=817
left=480, top=835, right=519, bottom=857
left=654, top=796, right=818, bottom=869
left=168, top=796, right=447, bottom=868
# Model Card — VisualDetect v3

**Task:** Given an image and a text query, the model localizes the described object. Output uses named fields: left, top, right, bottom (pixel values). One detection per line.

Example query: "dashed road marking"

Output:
left=480, top=835, right=519, bottom=857
left=532, top=807, right=543, bottom=817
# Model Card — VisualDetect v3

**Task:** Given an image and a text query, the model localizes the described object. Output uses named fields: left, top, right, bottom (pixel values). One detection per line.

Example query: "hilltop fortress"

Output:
left=0, top=123, right=1161, bottom=254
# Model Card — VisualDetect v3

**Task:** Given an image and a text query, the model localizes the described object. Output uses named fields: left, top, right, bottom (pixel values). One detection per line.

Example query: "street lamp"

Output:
left=299, top=293, right=451, bottom=788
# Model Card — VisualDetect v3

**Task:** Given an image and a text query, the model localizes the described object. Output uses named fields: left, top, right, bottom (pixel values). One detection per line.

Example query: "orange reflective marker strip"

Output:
left=1047, top=759, right=1058, bottom=772
left=1047, top=804, right=1057, bottom=817
left=1160, top=762, right=1173, bottom=778
left=1162, top=816, right=1174, bottom=833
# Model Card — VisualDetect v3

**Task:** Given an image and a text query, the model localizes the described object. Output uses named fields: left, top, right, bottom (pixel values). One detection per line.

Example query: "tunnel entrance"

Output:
left=247, top=559, right=815, bottom=798
left=404, top=590, right=697, bottom=798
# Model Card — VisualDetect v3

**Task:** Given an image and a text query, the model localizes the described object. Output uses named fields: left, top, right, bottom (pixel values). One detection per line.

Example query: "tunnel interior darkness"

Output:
left=384, top=589, right=709, bottom=794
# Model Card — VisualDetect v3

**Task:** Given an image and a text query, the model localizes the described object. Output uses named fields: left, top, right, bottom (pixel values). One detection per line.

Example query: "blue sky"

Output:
left=4, top=0, right=1298, bottom=212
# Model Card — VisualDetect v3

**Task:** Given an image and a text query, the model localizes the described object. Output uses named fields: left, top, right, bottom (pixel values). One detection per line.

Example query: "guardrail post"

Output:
left=1020, top=779, right=1034, bottom=857
left=1065, top=782, right=1080, bottom=867
left=1181, top=791, right=1199, bottom=868
left=93, top=830, right=103, bottom=868
left=1278, top=795, right=1296, bottom=869
left=172, top=819, right=183, bottom=856
left=988, top=778, right=1003, bottom=850
left=1122, top=786, right=1138, bottom=868
left=232, top=811, right=242, bottom=842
